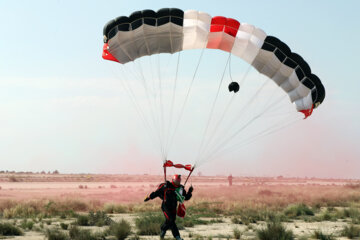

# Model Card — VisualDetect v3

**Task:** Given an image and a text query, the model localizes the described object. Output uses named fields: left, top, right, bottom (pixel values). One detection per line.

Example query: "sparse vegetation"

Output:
left=88, top=211, right=113, bottom=226
left=232, top=216, right=243, bottom=224
left=0, top=222, right=23, bottom=236
left=45, top=228, right=69, bottom=240
left=313, top=207, right=349, bottom=222
left=76, top=214, right=90, bottom=226
left=257, top=221, right=294, bottom=240
left=0, top=199, right=98, bottom=219
left=68, top=225, right=105, bottom=240
left=135, top=212, right=162, bottom=235
left=341, top=224, right=360, bottom=238
left=177, top=214, right=211, bottom=227
left=108, top=219, right=132, bottom=240
left=76, top=211, right=112, bottom=226
left=214, top=234, right=231, bottom=239
left=0, top=174, right=360, bottom=239
left=284, top=203, right=314, bottom=217
left=233, top=227, right=242, bottom=239
left=345, top=207, right=360, bottom=223
left=103, top=203, right=128, bottom=213
left=20, top=218, right=34, bottom=230
left=312, top=230, right=335, bottom=240
left=188, top=201, right=225, bottom=217
left=60, top=222, right=69, bottom=230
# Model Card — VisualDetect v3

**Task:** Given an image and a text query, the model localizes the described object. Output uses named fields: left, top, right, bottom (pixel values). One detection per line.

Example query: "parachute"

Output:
left=101, top=8, right=325, bottom=177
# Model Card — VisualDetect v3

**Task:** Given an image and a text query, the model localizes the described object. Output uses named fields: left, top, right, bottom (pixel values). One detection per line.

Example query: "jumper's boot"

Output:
left=160, top=230, right=166, bottom=240
left=175, top=236, right=183, bottom=240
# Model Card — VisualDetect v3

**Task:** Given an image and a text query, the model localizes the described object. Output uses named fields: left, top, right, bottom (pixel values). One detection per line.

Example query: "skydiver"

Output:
left=144, top=174, right=193, bottom=240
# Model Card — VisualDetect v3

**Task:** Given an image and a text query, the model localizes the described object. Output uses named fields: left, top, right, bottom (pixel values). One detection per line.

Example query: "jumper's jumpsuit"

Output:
left=148, top=181, right=192, bottom=238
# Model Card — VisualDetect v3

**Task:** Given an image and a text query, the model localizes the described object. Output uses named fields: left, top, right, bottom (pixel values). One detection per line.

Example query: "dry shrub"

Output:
left=0, top=200, right=30, bottom=212
left=88, top=211, right=113, bottom=226
left=312, top=230, right=335, bottom=240
left=284, top=203, right=314, bottom=218
left=103, top=203, right=128, bottom=213
left=0, top=222, right=23, bottom=236
left=2, top=202, right=40, bottom=218
left=188, top=201, right=227, bottom=216
left=135, top=213, right=162, bottom=235
left=0, top=199, right=101, bottom=218
left=45, top=228, right=69, bottom=240
left=341, top=224, right=360, bottom=238
left=60, top=222, right=68, bottom=230
left=109, top=219, right=132, bottom=240
left=76, top=211, right=112, bottom=227
left=233, top=227, right=242, bottom=239
left=68, top=225, right=101, bottom=240
left=257, top=221, right=294, bottom=240
left=57, top=199, right=101, bottom=212
left=130, top=202, right=159, bottom=213
left=76, top=214, right=90, bottom=226
left=20, top=219, right=34, bottom=230
left=44, top=199, right=99, bottom=215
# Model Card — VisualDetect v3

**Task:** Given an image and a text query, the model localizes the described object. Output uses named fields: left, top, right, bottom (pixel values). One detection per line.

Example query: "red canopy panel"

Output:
left=207, top=16, right=240, bottom=52
left=102, top=43, right=119, bottom=62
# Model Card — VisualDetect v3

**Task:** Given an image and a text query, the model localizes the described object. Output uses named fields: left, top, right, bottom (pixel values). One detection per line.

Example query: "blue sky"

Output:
left=0, top=0, right=359, bottom=177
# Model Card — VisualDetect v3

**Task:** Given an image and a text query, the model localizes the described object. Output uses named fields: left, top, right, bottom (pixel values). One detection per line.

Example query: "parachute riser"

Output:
left=183, top=167, right=194, bottom=186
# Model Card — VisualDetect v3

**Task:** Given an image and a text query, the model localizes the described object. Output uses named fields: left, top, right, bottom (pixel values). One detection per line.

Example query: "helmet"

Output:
left=172, top=174, right=181, bottom=187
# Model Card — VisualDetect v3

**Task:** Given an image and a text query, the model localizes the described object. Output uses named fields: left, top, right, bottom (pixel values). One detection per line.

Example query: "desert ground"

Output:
left=0, top=173, right=360, bottom=239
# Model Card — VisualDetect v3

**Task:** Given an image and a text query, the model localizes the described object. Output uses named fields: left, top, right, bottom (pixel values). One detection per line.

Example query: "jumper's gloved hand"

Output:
left=144, top=195, right=150, bottom=202
left=188, top=185, right=194, bottom=193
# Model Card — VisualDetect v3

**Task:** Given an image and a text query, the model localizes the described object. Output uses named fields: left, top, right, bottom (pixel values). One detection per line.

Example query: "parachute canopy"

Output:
left=101, top=8, right=326, bottom=170
left=103, top=8, right=325, bottom=118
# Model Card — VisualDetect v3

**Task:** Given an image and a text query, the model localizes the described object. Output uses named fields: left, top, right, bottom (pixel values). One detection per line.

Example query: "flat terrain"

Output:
left=0, top=173, right=359, bottom=239
left=0, top=173, right=356, bottom=203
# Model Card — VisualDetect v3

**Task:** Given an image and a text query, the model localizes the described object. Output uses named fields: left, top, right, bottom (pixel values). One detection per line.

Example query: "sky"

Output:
left=0, top=0, right=359, bottom=178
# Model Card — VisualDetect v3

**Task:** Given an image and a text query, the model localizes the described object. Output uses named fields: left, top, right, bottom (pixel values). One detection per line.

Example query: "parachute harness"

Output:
left=175, top=188, right=185, bottom=203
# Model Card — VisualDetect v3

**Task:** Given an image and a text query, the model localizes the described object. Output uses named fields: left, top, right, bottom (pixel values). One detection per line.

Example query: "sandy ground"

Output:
left=0, top=213, right=353, bottom=240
